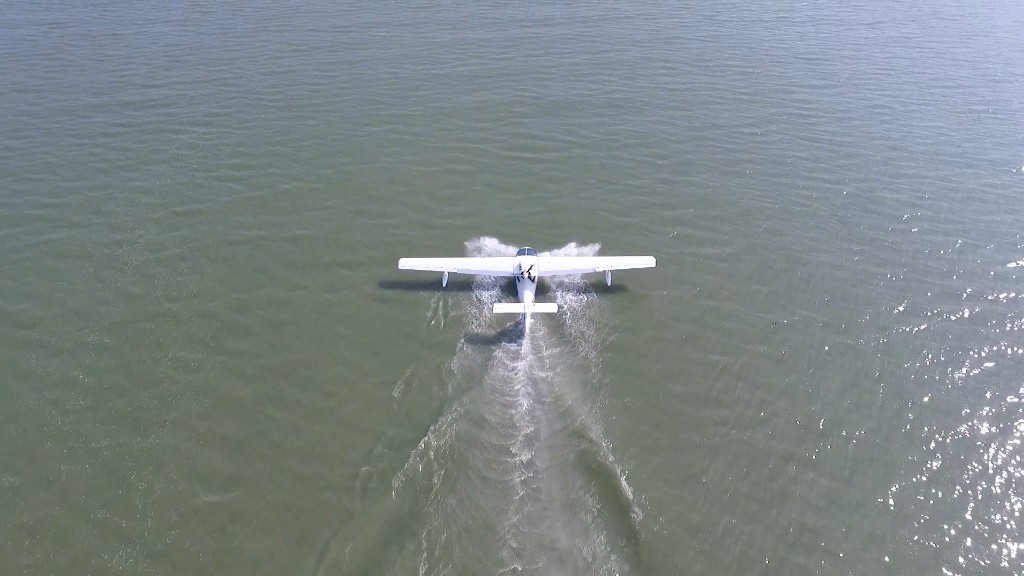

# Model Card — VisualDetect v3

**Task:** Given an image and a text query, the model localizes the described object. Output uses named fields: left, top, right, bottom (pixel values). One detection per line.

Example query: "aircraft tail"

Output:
left=492, top=303, right=558, bottom=314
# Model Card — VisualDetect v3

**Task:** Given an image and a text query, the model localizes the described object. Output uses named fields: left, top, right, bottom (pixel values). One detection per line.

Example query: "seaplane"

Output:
left=398, top=247, right=656, bottom=329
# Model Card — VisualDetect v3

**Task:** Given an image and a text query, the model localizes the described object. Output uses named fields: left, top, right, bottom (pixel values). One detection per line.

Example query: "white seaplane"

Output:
left=398, top=247, right=656, bottom=328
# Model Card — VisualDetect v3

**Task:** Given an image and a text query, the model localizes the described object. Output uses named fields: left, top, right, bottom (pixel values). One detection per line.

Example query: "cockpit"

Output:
left=515, top=247, right=538, bottom=257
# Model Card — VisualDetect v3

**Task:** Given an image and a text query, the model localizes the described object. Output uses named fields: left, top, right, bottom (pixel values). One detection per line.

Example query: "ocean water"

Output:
left=2, top=2, right=1023, bottom=574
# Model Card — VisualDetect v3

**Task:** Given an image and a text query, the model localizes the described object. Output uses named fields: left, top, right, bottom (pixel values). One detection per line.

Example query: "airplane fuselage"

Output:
left=513, top=247, right=539, bottom=303
left=513, top=247, right=540, bottom=329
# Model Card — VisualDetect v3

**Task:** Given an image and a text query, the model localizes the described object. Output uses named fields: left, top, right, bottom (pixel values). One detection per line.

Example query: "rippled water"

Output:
left=2, top=1, right=1023, bottom=575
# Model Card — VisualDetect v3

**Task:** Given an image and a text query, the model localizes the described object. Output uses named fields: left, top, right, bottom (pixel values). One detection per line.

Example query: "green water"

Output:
left=2, top=2, right=1023, bottom=574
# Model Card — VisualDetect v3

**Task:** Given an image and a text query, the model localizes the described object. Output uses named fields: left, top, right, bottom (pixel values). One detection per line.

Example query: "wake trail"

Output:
left=370, top=238, right=644, bottom=576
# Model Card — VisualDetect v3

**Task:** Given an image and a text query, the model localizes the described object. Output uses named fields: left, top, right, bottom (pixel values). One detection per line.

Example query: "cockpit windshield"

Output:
left=516, top=247, right=537, bottom=257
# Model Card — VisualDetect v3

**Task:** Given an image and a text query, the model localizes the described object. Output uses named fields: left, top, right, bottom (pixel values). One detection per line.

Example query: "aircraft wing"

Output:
left=537, top=256, right=656, bottom=276
left=398, top=257, right=516, bottom=276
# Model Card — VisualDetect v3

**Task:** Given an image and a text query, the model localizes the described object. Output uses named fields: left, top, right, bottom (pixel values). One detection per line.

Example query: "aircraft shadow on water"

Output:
left=376, top=278, right=631, bottom=297
left=462, top=317, right=527, bottom=346
left=377, top=278, right=482, bottom=294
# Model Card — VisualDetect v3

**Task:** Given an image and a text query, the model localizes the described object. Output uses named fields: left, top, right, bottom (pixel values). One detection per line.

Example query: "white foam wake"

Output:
left=383, top=238, right=642, bottom=575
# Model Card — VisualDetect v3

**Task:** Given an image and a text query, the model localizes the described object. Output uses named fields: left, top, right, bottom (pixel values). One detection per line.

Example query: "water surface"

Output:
left=2, top=2, right=1023, bottom=574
